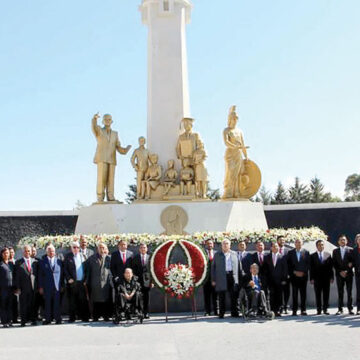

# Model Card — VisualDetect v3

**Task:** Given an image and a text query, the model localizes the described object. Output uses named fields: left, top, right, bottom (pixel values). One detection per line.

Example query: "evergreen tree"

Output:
left=125, top=184, right=137, bottom=204
left=255, top=185, right=273, bottom=205
left=308, top=176, right=332, bottom=203
left=271, top=182, right=288, bottom=204
left=288, top=177, right=310, bottom=204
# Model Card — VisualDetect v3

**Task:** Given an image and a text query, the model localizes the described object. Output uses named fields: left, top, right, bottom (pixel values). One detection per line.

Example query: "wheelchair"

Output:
left=239, top=287, right=275, bottom=321
left=113, top=286, right=144, bottom=325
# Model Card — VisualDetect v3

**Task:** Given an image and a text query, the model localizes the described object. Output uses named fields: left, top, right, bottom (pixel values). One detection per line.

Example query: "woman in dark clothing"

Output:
left=0, top=248, right=14, bottom=327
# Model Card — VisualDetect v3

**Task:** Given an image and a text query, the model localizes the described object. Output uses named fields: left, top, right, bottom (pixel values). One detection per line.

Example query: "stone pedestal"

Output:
left=75, top=200, right=267, bottom=235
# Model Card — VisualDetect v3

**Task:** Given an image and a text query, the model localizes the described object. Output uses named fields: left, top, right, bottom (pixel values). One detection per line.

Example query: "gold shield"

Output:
left=239, top=159, right=262, bottom=198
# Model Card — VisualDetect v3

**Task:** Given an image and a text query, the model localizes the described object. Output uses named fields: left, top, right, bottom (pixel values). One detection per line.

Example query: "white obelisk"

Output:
left=139, top=0, right=192, bottom=167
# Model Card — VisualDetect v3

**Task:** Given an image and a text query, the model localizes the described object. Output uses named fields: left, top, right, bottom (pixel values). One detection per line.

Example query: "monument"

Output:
left=75, top=0, right=267, bottom=235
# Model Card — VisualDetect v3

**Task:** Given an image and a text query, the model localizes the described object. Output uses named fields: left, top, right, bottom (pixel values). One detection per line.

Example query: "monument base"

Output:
left=75, top=200, right=268, bottom=235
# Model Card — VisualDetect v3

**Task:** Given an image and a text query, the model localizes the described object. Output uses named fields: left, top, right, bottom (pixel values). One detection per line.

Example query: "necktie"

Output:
left=260, top=253, right=263, bottom=265
left=319, top=253, right=323, bottom=263
left=27, top=259, right=31, bottom=272
left=341, top=248, right=344, bottom=260
left=209, top=251, right=213, bottom=261
left=273, top=254, right=276, bottom=266
left=142, top=255, right=145, bottom=266
left=239, top=252, right=242, bottom=261
left=279, top=247, right=282, bottom=254
left=122, top=252, right=126, bottom=264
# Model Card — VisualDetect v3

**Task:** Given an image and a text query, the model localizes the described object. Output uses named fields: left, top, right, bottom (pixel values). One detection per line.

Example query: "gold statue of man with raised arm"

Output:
left=92, top=113, right=131, bottom=203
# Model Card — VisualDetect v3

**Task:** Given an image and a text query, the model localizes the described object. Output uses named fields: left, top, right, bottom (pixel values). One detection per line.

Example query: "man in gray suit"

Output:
left=211, top=239, right=240, bottom=318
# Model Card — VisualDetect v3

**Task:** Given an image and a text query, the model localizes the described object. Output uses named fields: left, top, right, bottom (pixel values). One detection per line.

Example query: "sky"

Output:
left=0, top=0, right=359, bottom=210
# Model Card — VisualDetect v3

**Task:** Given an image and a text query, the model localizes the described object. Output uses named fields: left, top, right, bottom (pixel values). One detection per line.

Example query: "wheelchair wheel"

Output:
left=266, top=311, right=275, bottom=320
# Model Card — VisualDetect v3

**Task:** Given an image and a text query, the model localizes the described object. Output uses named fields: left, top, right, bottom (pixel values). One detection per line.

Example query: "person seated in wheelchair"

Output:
left=243, top=263, right=269, bottom=316
left=115, top=268, right=143, bottom=321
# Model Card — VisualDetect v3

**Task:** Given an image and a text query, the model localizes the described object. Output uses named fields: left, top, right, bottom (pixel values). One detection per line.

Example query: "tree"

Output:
left=125, top=184, right=137, bottom=204
left=308, top=177, right=333, bottom=203
left=271, top=182, right=288, bottom=204
left=345, top=173, right=360, bottom=201
left=207, top=187, right=220, bottom=201
left=255, top=186, right=273, bottom=205
left=288, top=177, right=310, bottom=204
left=73, top=200, right=86, bottom=210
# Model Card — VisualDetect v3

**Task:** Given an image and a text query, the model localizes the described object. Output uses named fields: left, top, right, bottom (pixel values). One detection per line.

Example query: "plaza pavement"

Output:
left=0, top=309, right=358, bottom=360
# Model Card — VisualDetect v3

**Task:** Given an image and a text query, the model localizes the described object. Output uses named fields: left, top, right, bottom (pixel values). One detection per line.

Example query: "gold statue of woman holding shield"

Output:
left=222, top=106, right=261, bottom=199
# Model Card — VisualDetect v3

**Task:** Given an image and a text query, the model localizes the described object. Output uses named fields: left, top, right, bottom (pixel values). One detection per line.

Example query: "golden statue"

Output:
left=142, top=153, right=162, bottom=200
left=180, top=158, right=194, bottom=196
left=222, top=106, right=261, bottom=199
left=92, top=113, right=131, bottom=203
left=176, top=117, right=200, bottom=166
left=193, top=139, right=208, bottom=198
left=163, top=160, right=178, bottom=195
left=130, top=136, right=150, bottom=199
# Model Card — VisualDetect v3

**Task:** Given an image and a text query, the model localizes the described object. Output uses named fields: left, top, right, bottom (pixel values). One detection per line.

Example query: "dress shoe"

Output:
left=316, top=311, right=321, bottom=315
left=68, top=319, right=75, bottom=323
left=20, top=323, right=26, bottom=327
left=301, top=311, right=308, bottom=316
left=323, top=311, right=330, bottom=315
left=356, top=311, right=360, bottom=315
left=203, top=312, right=210, bottom=316
left=335, top=310, right=343, bottom=315
left=42, top=320, right=51, bottom=325
left=219, top=314, right=224, bottom=319
left=104, top=317, right=110, bottom=322
left=231, top=313, right=239, bottom=318
left=55, top=320, right=62, bottom=325
left=144, top=314, right=150, bottom=319
left=348, top=310, right=354, bottom=315
left=292, top=312, right=297, bottom=316
left=214, top=311, right=218, bottom=316
left=31, top=321, right=37, bottom=326
left=275, top=312, right=282, bottom=317
left=3, top=324, right=9, bottom=328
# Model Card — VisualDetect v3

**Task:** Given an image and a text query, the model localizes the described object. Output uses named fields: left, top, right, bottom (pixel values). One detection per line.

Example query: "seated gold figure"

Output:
left=180, top=158, right=194, bottom=196
left=163, top=160, right=178, bottom=196
left=142, top=153, right=162, bottom=200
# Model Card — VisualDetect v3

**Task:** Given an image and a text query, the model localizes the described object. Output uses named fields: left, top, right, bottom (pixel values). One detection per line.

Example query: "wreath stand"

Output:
left=164, top=292, right=198, bottom=323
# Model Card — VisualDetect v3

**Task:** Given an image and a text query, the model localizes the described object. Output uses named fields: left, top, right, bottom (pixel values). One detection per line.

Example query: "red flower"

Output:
left=171, top=293, right=175, bottom=297
left=177, top=295, right=183, bottom=300
left=163, top=280, right=168, bottom=285
left=178, top=265, right=183, bottom=270
left=266, top=229, right=270, bottom=233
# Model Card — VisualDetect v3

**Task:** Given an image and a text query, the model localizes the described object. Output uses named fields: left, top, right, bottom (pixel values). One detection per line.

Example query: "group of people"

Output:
left=206, top=234, right=360, bottom=318
left=1, top=234, right=360, bottom=327
left=0, top=239, right=151, bottom=327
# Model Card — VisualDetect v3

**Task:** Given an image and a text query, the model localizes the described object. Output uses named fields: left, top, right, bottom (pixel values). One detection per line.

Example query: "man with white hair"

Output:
left=14, top=245, right=38, bottom=326
left=211, top=239, right=241, bottom=318
left=38, top=244, right=64, bottom=325
left=64, top=241, right=90, bottom=322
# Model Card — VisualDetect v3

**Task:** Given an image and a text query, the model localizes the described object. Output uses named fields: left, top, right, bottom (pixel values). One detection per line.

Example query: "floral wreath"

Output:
left=150, top=239, right=208, bottom=294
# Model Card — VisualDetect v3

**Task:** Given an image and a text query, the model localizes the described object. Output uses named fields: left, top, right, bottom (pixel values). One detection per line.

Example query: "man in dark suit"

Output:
left=80, top=238, right=94, bottom=260
left=8, top=247, right=18, bottom=324
left=310, top=240, right=334, bottom=315
left=0, top=248, right=14, bottom=328
left=287, top=239, right=310, bottom=316
left=277, top=236, right=290, bottom=314
left=64, top=241, right=90, bottom=322
left=353, top=234, right=360, bottom=315
left=31, top=245, right=43, bottom=321
left=38, top=244, right=64, bottom=325
left=111, top=240, right=133, bottom=320
left=237, top=240, right=253, bottom=276
left=202, top=240, right=218, bottom=316
left=332, top=235, right=354, bottom=315
left=110, top=240, right=134, bottom=286
left=14, top=245, right=38, bottom=326
left=211, top=239, right=240, bottom=318
left=243, top=263, right=267, bottom=315
left=132, top=243, right=152, bottom=319
left=263, top=242, right=288, bottom=317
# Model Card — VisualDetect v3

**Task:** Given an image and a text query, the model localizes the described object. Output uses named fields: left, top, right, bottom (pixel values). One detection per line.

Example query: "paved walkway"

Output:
left=0, top=309, right=359, bottom=360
